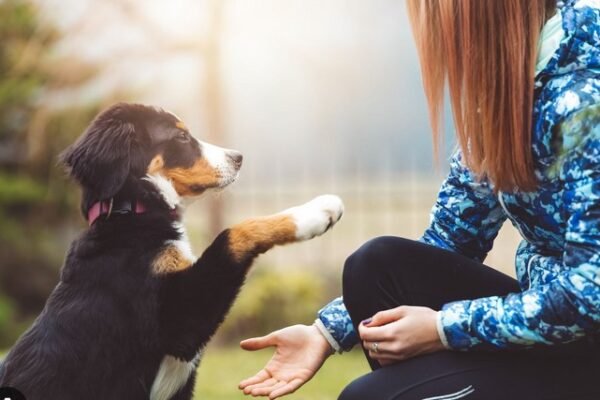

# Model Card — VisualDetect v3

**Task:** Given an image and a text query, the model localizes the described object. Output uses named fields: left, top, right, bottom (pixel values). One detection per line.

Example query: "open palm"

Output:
left=239, top=324, right=333, bottom=399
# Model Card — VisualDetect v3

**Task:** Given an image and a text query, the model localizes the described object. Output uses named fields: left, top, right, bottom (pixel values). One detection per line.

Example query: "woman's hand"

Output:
left=359, top=306, right=445, bottom=366
left=239, top=324, right=334, bottom=399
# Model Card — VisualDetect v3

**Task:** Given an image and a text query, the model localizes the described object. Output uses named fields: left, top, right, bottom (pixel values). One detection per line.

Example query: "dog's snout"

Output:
left=226, top=151, right=243, bottom=169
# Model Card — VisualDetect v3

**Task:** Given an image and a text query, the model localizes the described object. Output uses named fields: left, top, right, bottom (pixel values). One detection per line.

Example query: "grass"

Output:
left=0, top=346, right=369, bottom=399
left=195, top=346, right=369, bottom=400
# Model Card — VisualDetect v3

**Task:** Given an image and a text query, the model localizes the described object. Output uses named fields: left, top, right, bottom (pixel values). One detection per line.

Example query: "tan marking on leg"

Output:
left=228, top=215, right=297, bottom=263
left=147, top=155, right=165, bottom=174
left=152, top=244, right=193, bottom=275
left=163, top=159, right=221, bottom=196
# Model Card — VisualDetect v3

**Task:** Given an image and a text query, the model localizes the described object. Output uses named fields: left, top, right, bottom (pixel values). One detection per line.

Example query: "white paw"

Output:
left=282, top=195, right=344, bottom=241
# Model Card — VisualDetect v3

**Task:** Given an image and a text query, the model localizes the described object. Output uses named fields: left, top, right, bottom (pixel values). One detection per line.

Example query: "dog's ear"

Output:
left=61, top=105, right=138, bottom=200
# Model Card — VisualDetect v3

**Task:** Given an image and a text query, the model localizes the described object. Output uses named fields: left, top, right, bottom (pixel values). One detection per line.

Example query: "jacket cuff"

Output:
left=313, top=319, right=341, bottom=353
left=435, top=311, right=450, bottom=349
left=316, top=297, right=358, bottom=352
left=439, top=301, right=485, bottom=350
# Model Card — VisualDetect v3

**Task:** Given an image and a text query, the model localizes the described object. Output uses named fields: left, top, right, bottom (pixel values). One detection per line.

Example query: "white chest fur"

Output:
left=169, top=221, right=196, bottom=262
left=150, top=352, right=203, bottom=400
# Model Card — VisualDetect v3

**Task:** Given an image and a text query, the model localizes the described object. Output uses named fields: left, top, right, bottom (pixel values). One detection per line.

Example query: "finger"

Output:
left=240, top=334, right=277, bottom=351
left=269, top=381, right=287, bottom=394
left=367, top=349, right=407, bottom=361
left=363, top=340, right=399, bottom=356
left=239, top=369, right=271, bottom=389
left=240, top=370, right=270, bottom=389
left=269, top=378, right=305, bottom=399
left=247, top=377, right=278, bottom=390
left=362, top=340, right=388, bottom=354
left=362, top=340, right=399, bottom=355
left=368, top=350, right=404, bottom=362
left=245, top=381, right=278, bottom=396
left=250, top=380, right=286, bottom=397
left=369, top=306, right=406, bottom=327
left=249, top=378, right=281, bottom=396
left=358, top=324, right=392, bottom=342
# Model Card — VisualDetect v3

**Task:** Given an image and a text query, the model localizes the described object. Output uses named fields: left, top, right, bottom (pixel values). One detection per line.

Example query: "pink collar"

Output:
left=87, top=199, right=147, bottom=226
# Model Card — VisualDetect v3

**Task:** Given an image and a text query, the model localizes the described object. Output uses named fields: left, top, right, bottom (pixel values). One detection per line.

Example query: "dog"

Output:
left=0, top=103, right=343, bottom=399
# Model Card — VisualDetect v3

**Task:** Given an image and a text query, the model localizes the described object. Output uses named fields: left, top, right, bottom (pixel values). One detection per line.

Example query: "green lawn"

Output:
left=195, top=346, right=369, bottom=400
left=0, top=346, right=369, bottom=399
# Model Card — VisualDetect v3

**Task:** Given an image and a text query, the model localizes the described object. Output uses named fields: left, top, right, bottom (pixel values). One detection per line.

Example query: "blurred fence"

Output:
left=187, top=174, right=522, bottom=278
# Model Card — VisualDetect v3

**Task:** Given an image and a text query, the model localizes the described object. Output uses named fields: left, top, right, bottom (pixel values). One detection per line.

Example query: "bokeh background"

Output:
left=0, top=0, right=521, bottom=398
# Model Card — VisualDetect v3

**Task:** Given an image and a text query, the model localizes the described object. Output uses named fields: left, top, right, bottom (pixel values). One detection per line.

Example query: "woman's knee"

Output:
left=342, top=236, right=415, bottom=295
left=344, top=236, right=394, bottom=280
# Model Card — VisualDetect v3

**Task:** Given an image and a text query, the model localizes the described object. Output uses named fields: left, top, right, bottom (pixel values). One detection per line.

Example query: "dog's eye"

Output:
left=176, top=131, right=191, bottom=143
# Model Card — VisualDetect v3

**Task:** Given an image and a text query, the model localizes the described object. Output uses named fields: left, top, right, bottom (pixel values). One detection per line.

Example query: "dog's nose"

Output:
left=226, top=150, right=243, bottom=169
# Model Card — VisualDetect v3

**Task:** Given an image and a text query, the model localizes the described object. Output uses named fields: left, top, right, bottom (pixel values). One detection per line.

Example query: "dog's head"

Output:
left=61, top=103, right=242, bottom=211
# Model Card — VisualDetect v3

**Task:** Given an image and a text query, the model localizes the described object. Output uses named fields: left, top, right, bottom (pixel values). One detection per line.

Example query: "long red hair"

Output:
left=407, top=0, right=554, bottom=191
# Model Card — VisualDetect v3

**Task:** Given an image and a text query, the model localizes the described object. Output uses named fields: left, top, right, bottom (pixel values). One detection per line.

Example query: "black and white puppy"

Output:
left=0, top=103, right=343, bottom=400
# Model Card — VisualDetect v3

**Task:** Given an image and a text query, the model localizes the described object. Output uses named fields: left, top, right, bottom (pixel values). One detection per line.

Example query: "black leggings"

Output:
left=338, top=237, right=600, bottom=400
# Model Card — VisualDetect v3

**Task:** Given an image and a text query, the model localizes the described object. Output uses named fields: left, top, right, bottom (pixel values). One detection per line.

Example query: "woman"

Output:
left=239, top=0, right=600, bottom=398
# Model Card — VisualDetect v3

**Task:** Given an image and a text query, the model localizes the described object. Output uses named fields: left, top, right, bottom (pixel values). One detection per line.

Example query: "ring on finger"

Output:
left=371, top=342, right=379, bottom=353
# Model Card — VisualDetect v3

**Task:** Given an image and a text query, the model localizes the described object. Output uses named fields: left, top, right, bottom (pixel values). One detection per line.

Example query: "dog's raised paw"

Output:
left=282, top=195, right=344, bottom=241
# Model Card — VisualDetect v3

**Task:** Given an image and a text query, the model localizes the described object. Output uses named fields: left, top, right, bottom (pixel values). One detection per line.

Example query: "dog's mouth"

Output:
left=187, top=169, right=240, bottom=194
left=217, top=169, right=240, bottom=189
left=214, top=151, right=242, bottom=190
left=189, top=184, right=206, bottom=194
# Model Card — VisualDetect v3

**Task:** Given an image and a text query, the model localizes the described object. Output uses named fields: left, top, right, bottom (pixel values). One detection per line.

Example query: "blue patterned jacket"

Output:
left=317, top=0, right=600, bottom=352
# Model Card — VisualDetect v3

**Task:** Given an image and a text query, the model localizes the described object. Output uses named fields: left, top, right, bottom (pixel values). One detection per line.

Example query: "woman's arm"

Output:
left=440, top=105, right=600, bottom=350
left=420, top=150, right=507, bottom=262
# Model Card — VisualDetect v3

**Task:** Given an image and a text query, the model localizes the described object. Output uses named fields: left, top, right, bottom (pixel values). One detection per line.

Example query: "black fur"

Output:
left=0, top=104, right=255, bottom=399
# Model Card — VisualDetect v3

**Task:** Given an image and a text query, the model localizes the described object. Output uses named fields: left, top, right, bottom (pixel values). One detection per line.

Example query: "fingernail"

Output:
left=361, top=318, right=372, bottom=325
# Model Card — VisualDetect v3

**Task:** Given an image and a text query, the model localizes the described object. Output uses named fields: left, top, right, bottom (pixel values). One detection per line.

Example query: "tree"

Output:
left=0, top=0, right=100, bottom=348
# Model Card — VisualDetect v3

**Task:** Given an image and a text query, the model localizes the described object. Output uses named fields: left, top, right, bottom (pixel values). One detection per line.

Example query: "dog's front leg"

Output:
left=226, top=194, right=344, bottom=263
left=152, top=195, right=343, bottom=400
left=160, top=195, right=344, bottom=349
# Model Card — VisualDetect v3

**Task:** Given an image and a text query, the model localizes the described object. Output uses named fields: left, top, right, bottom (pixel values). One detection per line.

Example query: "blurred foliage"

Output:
left=216, top=268, right=330, bottom=344
left=0, top=0, right=53, bottom=142
left=0, top=171, right=45, bottom=206
left=0, top=0, right=101, bottom=348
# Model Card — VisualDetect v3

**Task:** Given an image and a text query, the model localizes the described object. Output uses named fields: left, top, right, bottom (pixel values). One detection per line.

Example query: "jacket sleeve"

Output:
left=420, top=151, right=507, bottom=261
left=315, top=297, right=358, bottom=352
left=439, top=105, right=600, bottom=350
